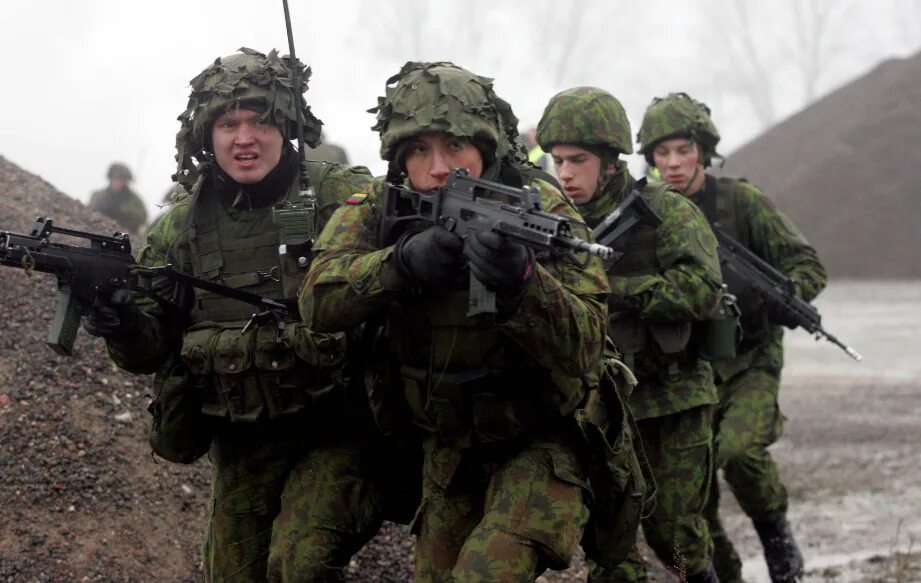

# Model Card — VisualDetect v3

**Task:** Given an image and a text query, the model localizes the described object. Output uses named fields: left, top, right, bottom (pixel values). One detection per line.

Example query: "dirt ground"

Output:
left=1, top=155, right=919, bottom=581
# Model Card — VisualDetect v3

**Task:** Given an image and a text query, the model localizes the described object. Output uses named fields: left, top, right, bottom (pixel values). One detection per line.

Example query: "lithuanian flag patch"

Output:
left=345, top=192, right=368, bottom=205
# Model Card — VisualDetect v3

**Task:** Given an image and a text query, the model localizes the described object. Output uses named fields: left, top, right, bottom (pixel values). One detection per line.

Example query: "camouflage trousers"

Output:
left=414, top=431, right=590, bottom=583
left=590, top=405, right=714, bottom=582
left=705, top=367, right=787, bottom=583
left=202, top=421, right=384, bottom=582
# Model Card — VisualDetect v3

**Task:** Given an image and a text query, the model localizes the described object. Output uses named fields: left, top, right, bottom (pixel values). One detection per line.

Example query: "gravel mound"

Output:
left=718, top=50, right=921, bottom=279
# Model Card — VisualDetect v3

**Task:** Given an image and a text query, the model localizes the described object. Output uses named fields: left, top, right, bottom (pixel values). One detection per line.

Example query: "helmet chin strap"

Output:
left=682, top=164, right=701, bottom=194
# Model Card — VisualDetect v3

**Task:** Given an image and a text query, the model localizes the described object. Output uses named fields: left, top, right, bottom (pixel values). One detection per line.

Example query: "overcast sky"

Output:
left=1, top=0, right=919, bottom=222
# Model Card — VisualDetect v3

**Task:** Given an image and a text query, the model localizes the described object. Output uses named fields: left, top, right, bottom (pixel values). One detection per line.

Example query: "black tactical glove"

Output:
left=392, top=225, right=465, bottom=287
left=763, top=296, right=800, bottom=330
left=82, top=288, right=143, bottom=339
left=463, top=230, right=535, bottom=295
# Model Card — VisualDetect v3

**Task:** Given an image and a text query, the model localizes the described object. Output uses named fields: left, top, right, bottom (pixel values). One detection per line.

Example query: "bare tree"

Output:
left=702, top=0, right=851, bottom=129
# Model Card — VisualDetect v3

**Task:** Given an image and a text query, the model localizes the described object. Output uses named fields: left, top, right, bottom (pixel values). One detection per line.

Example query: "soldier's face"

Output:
left=652, top=138, right=706, bottom=195
left=211, top=108, right=284, bottom=184
left=551, top=145, right=604, bottom=205
left=403, top=132, right=484, bottom=191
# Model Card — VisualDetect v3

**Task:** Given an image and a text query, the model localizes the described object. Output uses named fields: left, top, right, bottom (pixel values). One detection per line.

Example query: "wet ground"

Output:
left=737, top=280, right=921, bottom=582
left=541, top=280, right=921, bottom=583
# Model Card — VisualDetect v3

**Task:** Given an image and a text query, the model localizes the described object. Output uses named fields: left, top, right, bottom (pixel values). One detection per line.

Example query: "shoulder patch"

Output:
left=345, top=192, right=368, bottom=205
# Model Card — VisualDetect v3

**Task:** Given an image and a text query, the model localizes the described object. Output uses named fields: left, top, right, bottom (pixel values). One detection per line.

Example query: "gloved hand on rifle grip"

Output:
left=463, top=230, right=535, bottom=295
left=392, top=225, right=465, bottom=287
left=82, top=288, right=142, bottom=339
left=763, top=295, right=800, bottom=330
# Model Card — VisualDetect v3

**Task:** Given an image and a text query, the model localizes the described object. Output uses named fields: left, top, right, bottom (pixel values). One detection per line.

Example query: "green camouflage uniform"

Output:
left=538, top=87, right=723, bottom=582
left=102, top=48, right=385, bottom=582
left=639, top=93, right=826, bottom=583
left=300, top=62, right=614, bottom=583
left=691, top=176, right=826, bottom=582
left=88, top=163, right=148, bottom=234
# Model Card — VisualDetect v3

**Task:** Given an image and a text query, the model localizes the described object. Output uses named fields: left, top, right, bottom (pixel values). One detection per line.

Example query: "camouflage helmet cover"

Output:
left=173, top=47, right=322, bottom=186
left=370, top=61, right=522, bottom=165
left=637, top=92, right=721, bottom=165
left=107, top=162, right=133, bottom=181
left=536, top=87, right=634, bottom=155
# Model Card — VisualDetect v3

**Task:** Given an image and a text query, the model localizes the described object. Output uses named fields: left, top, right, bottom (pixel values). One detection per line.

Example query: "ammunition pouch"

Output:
left=697, top=287, right=743, bottom=361
left=609, top=312, right=694, bottom=382
left=578, top=353, right=655, bottom=568
left=147, top=353, right=214, bottom=464
left=180, top=322, right=347, bottom=422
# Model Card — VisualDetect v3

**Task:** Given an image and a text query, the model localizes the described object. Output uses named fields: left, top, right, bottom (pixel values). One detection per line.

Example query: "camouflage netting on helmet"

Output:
left=107, top=162, right=133, bottom=181
left=637, top=92, right=721, bottom=166
left=536, top=87, right=634, bottom=155
left=370, top=61, right=525, bottom=167
left=173, top=47, right=322, bottom=189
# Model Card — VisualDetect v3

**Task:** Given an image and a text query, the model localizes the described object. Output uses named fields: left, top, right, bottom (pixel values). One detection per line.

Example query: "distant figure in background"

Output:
left=88, top=162, right=147, bottom=234
left=306, top=131, right=350, bottom=164
left=522, top=126, right=554, bottom=174
left=638, top=93, right=827, bottom=583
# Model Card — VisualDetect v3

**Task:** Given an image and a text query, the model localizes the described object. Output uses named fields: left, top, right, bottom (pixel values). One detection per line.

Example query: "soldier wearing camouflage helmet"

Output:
left=88, top=162, right=148, bottom=234
left=300, top=62, right=648, bottom=582
left=538, top=87, right=724, bottom=583
left=81, top=48, right=388, bottom=581
left=639, top=92, right=827, bottom=583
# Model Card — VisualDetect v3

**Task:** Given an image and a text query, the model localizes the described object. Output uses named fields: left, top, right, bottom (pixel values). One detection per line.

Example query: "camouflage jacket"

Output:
left=579, top=163, right=722, bottom=419
left=689, top=175, right=827, bottom=382
left=300, top=169, right=610, bottom=440
left=88, top=186, right=148, bottom=234
left=105, top=161, right=373, bottom=374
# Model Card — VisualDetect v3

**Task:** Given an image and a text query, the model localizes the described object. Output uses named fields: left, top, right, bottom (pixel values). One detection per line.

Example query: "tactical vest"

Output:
left=695, top=175, right=770, bottom=347
left=605, top=180, right=696, bottom=375
left=177, top=167, right=348, bottom=422
left=383, top=167, right=586, bottom=446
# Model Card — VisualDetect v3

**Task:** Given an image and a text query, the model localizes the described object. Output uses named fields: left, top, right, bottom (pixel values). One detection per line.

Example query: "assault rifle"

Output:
left=0, top=217, right=293, bottom=356
left=712, top=227, right=862, bottom=361
left=380, top=168, right=614, bottom=316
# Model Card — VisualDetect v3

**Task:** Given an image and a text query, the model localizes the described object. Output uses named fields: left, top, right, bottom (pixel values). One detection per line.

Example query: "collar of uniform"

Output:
left=578, top=161, right=634, bottom=228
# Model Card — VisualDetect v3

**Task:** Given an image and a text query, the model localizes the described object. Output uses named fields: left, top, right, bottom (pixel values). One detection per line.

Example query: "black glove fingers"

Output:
left=473, top=230, right=506, bottom=252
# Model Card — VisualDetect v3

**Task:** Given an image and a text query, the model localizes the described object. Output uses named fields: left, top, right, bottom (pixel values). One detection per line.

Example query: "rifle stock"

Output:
left=592, top=188, right=663, bottom=268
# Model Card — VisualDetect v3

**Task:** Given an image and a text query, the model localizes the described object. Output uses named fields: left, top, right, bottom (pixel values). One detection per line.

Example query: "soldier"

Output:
left=638, top=93, right=827, bottom=583
left=88, top=162, right=148, bottom=234
left=537, top=87, right=724, bottom=583
left=81, top=48, right=384, bottom=581
left=299, top=61, right=630, bottom=583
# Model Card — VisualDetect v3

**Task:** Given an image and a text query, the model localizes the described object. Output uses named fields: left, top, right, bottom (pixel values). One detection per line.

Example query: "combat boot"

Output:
left=753, top=517, right=804, bottom=582
left=686, top=563, right=719, bottom=583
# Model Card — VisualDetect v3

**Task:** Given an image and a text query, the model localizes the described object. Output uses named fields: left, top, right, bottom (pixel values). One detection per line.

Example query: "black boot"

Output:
left=753, top=516, right=804, bottom=582
left=686, top=563, right=719, bottom=583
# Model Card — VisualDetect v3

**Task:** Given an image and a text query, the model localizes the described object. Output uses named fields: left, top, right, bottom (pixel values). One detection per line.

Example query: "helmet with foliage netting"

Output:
left=173, top=47, right=322, bottom=187
left=370, top=61, right=523, bottom=167
left=536, top=87, right=633, bottom=155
